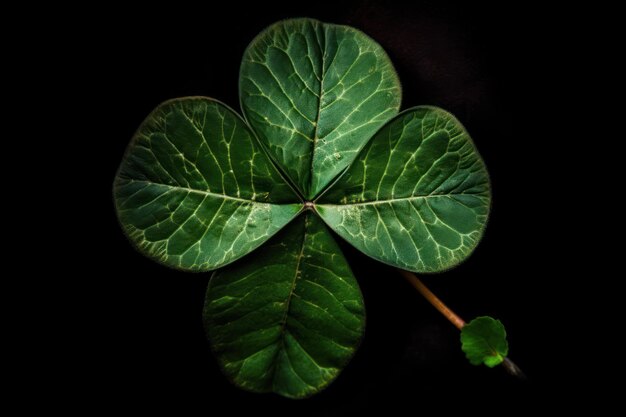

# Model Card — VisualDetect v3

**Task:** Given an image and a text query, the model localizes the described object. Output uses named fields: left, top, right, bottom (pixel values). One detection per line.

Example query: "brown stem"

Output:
left=397, top=269, right=465, bottom=330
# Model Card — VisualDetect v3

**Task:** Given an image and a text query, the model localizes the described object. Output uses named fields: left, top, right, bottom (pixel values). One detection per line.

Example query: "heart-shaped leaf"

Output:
left=114, top=97, right=301, bottom=271
left=204, top=213, right=365, bottom=398
left=317, top=106, right=490, bottom=272
left=240, top=18, right=401, bottom=199
left=461, top=316, right=508, bottom=367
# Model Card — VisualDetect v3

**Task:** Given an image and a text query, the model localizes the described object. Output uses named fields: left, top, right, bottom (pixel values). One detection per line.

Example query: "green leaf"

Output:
left=203, top=213, right=365, bottom=399
left=461, top=316, right=508, bottom=367
left=113, top=97, right=301, bottom=271
left=240, top=18, right=402, bottom=199
left=317, top=106, right=490, bottom=272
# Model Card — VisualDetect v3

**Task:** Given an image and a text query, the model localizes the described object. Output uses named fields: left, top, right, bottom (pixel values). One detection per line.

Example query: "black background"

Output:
left=72, top=0, right=573, bottom=412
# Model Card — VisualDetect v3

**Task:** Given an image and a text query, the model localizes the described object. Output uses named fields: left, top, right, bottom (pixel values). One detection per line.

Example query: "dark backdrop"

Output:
left=77, top=1, right=569, bottom=412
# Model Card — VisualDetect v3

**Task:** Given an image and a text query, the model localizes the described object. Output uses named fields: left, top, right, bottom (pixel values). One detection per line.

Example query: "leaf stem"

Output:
left=398, top=269, right=465, bottom=330
left=502, top=357, right=526, bottom=380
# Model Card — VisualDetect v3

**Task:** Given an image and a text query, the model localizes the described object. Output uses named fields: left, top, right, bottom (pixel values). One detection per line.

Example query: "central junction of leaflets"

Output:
left=113, top=18, right=491, bottom=399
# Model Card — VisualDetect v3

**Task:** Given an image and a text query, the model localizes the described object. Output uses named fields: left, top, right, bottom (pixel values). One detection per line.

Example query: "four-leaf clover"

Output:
left=114, top=18, right=490, bottom=398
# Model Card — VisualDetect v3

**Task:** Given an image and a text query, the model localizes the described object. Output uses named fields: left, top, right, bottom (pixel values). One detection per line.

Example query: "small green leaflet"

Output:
left=204, top=214, right=365, bottom=399
left=113, top=18, right=493, bottom=398
left=461, top=316, right=508, bottom=367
